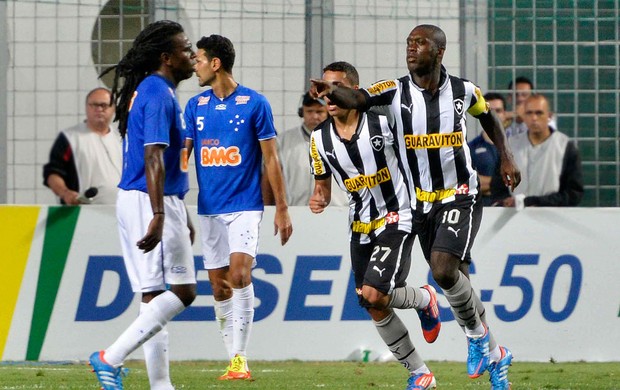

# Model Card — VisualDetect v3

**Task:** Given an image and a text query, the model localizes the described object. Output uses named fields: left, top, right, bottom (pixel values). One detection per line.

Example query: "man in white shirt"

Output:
left=493, top=94, right=583, bottom=208
left=43, top=87, right=122, bottom=204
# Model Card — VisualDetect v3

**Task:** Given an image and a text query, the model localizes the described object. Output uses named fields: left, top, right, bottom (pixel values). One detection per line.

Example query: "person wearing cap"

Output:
left=263, top=91, right=348, bottom=206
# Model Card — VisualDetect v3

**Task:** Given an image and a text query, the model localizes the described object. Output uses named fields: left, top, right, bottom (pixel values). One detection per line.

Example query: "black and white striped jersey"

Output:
left=310, top=111, right=412, bottom=244
left=363, top=66, right=489, bottom=214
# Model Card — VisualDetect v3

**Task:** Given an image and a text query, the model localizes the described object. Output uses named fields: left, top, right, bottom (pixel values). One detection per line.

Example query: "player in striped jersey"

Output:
left=311, top=26, right=521, bottom=390
left=309, top=61, right=440, bottom=390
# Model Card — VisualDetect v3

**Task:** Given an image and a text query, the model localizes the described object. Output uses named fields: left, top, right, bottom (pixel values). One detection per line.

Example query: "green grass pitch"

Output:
left=1, top=360, right=618, bottom=389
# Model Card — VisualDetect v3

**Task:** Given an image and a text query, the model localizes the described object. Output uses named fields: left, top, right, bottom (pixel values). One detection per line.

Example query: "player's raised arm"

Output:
left=310, top=79, right=367, bottom=110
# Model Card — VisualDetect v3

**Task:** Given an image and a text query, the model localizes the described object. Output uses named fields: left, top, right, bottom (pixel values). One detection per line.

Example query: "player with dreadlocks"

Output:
left=89, top=20, right=197, bottom=390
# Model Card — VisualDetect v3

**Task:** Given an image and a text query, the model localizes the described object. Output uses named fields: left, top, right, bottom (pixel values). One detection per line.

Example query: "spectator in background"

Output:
left=263, top=91, right=348, bottom=207
left=468, top=93, right=507, bottom=206
left=492, top=94, right=583, bottom=208
left=505, top=76, right=533, bottom=138
left=43, top=87, right=121, bottom=205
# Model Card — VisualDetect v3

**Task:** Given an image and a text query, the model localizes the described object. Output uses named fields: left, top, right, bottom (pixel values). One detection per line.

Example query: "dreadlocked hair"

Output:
left=99, top=20, right=185, bottom=138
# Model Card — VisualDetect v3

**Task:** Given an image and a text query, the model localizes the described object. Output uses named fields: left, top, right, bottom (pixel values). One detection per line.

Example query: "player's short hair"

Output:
left=196, top=35, right=236, bottom=73
left=415, top=24, right=447, bottom=49
left=484, top=92, right=506, bottom=108
left=322, top=61, right=359, bottom=87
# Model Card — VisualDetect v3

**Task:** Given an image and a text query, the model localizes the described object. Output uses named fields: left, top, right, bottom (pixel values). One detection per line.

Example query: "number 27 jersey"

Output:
left=184, top=85, right=277, bottom=215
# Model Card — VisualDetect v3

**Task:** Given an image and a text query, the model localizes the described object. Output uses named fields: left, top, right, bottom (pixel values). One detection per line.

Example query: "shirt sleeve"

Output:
left=184, top=97, right=196, bottom=141
left=254, top=95, right=277, bottom=141
left=363, top=79, right=399, bottom=109
left=309, top=131, right=331, bottom=180
left=144, top=86, right=174, bottom=146
left=42, top=132, right=79, bottom=191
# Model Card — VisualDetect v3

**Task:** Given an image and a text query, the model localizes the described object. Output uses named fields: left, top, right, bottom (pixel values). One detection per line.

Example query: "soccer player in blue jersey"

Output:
left=184, top=34, right=293, bottom=380
left=89, top=20, right=197, bottom=390
left=311, top=25, right=520, bottom=390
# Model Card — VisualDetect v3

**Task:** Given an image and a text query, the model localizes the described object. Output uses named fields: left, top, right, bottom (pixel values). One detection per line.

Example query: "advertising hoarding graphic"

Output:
left=0, top=206, right=40, bottom=358
left=1, top=206, right=619, bottom=362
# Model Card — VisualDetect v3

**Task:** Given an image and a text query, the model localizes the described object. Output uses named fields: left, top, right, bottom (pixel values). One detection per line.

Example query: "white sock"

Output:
left=231, top=284, right=254, bottom=359
left=141, top=302, right=173, bottom=390
left=489, top=344, right=502, bottom=363
left=411, top=364, right=431, bottom=376
left=418, top=287, right=431, bottom=309
left=214, top=297, right=234, bottom=359
left=466, top=323, right=487, bottom=338
left=104, top=291, right=185, bottom=367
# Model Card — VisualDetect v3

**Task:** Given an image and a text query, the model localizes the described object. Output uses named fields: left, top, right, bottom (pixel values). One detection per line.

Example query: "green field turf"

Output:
left=1, top=360, right=618, bottom=389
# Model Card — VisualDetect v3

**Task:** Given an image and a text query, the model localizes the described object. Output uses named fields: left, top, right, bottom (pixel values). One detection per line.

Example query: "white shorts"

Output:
left=199, top=211, right=263, bottom=270
left=117, top=189, right=196, bottom=293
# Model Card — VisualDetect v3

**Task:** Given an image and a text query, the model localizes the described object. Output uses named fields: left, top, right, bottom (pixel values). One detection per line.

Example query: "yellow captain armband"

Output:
left=467, top=87, right=488, bottom=116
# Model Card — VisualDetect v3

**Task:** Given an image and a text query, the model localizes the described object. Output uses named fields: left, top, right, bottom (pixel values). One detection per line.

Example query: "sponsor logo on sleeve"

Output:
left=310, top=137, right=325, bottom=175
left=366, top=80, right=397, bottom=95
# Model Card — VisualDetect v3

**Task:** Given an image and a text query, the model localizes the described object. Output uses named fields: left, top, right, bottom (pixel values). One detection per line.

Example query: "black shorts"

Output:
left=350, top=229, right=414, bottom=306
left=414, top=195, right=482, bottom=263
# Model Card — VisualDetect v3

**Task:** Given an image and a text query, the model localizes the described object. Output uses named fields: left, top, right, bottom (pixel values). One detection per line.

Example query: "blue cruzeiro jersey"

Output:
left=118, top=74, right=189, bottom=198
left=185, top=84, right=276, bottom=215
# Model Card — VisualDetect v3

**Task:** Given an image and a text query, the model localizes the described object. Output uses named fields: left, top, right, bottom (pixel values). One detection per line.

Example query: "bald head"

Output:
left=524, top=94, right=551, bottom=115
left=523, top=94, right=552, bottom=138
